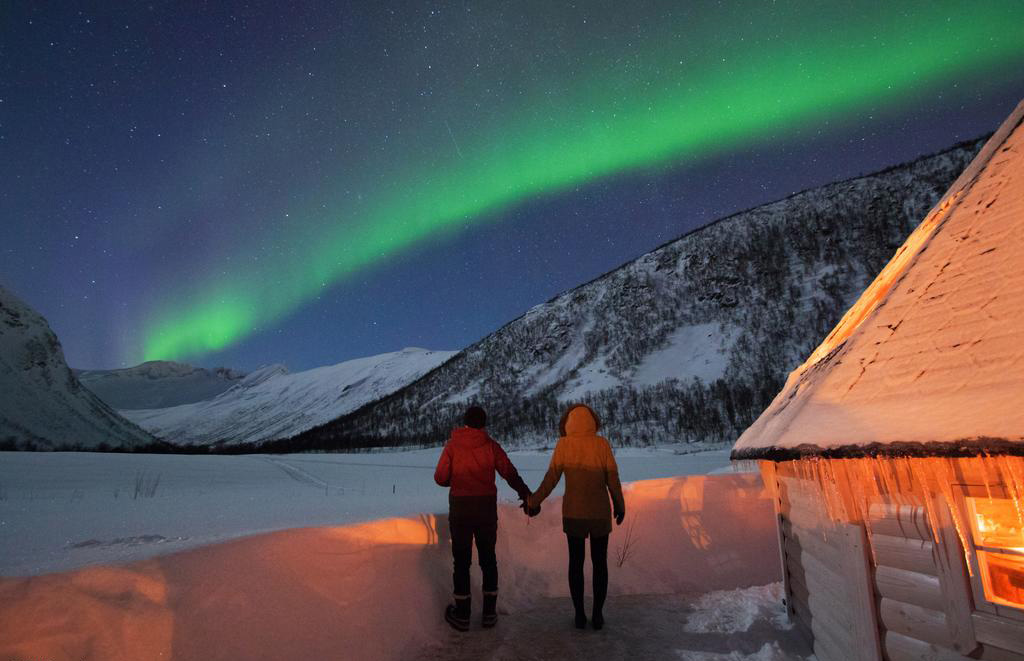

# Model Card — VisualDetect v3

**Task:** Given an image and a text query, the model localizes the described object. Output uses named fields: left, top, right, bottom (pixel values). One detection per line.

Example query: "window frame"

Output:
left=954, top=483, right=1024, bottom=622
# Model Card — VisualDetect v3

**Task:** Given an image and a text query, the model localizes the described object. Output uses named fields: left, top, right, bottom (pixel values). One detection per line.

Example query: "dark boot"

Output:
left=445, top=595, right=470, bottom=632
left=482, top=591, right=498, bottom=628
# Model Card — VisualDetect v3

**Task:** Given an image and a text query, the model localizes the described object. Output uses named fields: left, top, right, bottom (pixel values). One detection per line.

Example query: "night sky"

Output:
left=2, top=2, right=1022, bottom=371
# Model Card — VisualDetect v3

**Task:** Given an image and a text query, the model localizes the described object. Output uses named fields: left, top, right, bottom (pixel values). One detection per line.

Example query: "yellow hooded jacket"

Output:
left=529, top=405, right=625, bottom=537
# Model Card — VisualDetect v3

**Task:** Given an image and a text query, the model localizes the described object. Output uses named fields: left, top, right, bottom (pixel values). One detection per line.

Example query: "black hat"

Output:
left=464, top=406, right=487, bottom=429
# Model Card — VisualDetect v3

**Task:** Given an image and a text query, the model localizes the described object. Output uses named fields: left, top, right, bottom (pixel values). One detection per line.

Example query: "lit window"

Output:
left=966, top=497, right=1024, bottom=609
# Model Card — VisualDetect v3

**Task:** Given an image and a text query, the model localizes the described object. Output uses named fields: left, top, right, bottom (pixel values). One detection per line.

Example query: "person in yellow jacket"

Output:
left=528, top=404, right=625, bottom=630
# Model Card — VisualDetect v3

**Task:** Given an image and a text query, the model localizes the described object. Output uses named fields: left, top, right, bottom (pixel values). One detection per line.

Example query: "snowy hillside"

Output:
left=75, top=361, right=246, bottom=410
left=0, top=285, right=155, bottom=450
left=122, top=348, right=455, bottom=446
left=279, top=138, right=986, bottom=451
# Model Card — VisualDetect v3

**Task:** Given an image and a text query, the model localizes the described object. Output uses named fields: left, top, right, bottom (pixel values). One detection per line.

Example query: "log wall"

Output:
left=776, top=471, right=882, bottom=661
left=771, top=461, right=1024, bottom=661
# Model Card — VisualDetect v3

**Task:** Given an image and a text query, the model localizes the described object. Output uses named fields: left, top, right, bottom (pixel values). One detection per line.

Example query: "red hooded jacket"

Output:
left=434, top=427, right=530, bottom=524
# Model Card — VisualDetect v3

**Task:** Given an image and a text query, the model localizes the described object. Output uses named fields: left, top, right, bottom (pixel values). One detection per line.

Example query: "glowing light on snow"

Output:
left=140, top=1, right=1024, bottom=362
left=328, top=515, right=440, bottom=547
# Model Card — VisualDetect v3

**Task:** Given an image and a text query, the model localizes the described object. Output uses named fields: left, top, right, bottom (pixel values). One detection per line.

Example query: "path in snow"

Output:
left=415, top=592, right=813, bottom=661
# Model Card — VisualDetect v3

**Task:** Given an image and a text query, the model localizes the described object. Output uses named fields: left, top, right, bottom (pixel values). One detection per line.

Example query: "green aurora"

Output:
left=141, top=1, right=1024, bottom=362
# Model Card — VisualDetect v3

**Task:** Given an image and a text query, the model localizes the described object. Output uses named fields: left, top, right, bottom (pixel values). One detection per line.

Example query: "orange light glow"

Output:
left=966, top=496, right=1024, bottom=608
left=967, top=496, right=1024, bottom=552
left=977, top=551, right=1024, bottom=609
left=327, top=514, right=439, bottom=547
left=768, top=455, right=1024, bottom=585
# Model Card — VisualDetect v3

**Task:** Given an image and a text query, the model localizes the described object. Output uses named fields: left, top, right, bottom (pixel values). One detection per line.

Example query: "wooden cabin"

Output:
left=731, top=99, right=1024, bottom=661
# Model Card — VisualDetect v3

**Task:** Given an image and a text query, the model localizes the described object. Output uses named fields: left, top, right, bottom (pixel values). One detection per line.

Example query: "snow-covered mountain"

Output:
left=280, top=137, right=987, bottom=451
left=0, top=285, right=155, bottom=450
left=75, top=361, right=247, bottom=410
left=121, top=348, right=456, bottom=446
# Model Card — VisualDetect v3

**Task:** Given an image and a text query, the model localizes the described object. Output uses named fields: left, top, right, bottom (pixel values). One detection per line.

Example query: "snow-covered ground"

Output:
left=420, top=585, right=812, bottom=661
left=0, top=446, right=731, bottom=576
left=0, top=454, right=811, bottom=661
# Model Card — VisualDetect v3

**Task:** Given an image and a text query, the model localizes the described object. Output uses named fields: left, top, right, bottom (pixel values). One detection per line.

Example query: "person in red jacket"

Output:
left=434, top=405, right=535, bottom=631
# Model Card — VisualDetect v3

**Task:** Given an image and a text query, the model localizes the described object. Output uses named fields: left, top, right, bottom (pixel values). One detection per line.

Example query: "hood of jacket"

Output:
left=450, top=426, right=491, bottom=448
left=564, top=406, right=598, bottom=436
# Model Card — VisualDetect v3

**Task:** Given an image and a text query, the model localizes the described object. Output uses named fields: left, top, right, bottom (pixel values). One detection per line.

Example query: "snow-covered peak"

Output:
left=0, top=285, right=154, bottom=449
left=76, top=360, right=248, bottom=410
left=234, top=363, right=289, bottom=388
left=92, top=360, right=200, bottom=378
left=122, top=347, right=456, bottom=446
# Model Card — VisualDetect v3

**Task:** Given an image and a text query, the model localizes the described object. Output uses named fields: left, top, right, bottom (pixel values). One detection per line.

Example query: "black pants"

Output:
left=451, top=521, right=497, bottom=597
left=567, top=534, right=609, bottom=616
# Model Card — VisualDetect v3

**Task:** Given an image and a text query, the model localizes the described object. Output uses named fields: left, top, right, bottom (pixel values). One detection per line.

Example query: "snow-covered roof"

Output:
left=732, top=99, right=1024, bottom=461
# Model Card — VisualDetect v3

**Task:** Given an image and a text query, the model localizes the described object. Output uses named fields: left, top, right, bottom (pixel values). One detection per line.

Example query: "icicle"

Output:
left=812, top=459, right=831, bottom=543
left=851, top=458, right=880, bottom=565
left=908, top=458, right=943, bottom=547
left=876, top=458, right=906, bottom=539
left=820, top=460, right=838, bottom=522
left=1003, top=457, right=1024, bottom=532
left=779, top=454, right=1024, bottom=583
left=978, top=455, right=995, bottom=503
left=855, top=459, right=878, bottom=524
left=932, top=457, right=975, bottom=577
left=759, top=461, right=779, bottom=504
left=865, top=457, right=882, bottom=501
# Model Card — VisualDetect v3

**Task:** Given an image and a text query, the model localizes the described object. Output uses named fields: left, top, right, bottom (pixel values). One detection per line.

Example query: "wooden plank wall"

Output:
left=777, top=474, right=882, bottom=661
left=776, top=463, right=1024, bottom=661
left=868, top=493, right=1024, bottom=661
left=867, top=500, right=963, bottom=659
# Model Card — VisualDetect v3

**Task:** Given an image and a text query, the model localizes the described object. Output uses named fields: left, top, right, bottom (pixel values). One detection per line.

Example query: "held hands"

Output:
left=520, top=493, right=541, bottom=517
left=519, top=501, right=541, bottom=517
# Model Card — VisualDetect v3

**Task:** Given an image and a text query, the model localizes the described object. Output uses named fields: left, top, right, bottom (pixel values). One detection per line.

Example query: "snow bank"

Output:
left=499, top=472, right=778, bottom=607
left=0, top=448, right=733, bottom=576
left=0, top=473, right=778, bottom=661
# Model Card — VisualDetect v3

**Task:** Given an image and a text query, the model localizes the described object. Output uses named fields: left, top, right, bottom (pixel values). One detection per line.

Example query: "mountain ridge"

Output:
left=121, top=347, right=456, bottom=446
left=256, top=134, right=989, bottom=452
left=0, top=285, right=155, bottom=450
left=75, top=361, right=248, bottom=410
